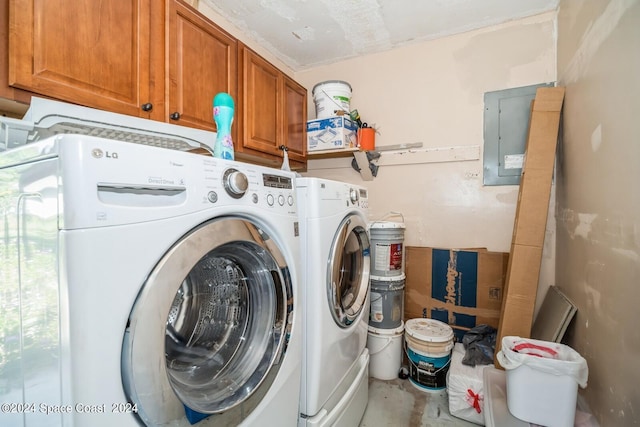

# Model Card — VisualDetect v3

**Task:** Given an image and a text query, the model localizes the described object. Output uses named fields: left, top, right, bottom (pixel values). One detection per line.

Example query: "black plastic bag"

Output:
left=461, top=324, right=496, bottom=366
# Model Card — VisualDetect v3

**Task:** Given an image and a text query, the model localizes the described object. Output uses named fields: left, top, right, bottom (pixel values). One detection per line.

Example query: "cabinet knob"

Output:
left=170, top=112, right=181, bottom=120
left=141, top=103, right=153, bottom=112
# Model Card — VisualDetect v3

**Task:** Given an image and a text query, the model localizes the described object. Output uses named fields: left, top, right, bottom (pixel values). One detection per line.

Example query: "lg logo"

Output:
left=92, top=149, right=119, bottom=159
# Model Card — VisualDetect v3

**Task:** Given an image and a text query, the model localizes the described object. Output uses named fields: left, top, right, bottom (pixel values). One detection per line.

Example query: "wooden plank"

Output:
left=532, top=87, right=565, bottom=112
left=306, top=147, right=358, bottom=159
left=495, top=86, right=565, bottom=367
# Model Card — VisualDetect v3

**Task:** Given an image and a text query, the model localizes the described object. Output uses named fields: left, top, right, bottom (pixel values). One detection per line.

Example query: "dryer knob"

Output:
left=223, top=169, right=249, bottom=198
left=349, top=188, right=359, bottom=204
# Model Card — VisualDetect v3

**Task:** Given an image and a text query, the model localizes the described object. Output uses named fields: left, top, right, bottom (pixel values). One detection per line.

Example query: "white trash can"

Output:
left=497, top=336, right=589, bottom=427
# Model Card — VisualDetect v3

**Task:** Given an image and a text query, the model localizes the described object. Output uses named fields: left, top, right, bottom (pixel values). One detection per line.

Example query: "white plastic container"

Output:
left=508, top=364, right=579, bottom=427
left=483, top=367, right=529, bottom=427
left=367, top=322, right=404, bottom=380
left=312, top=80, right=352, bottom=118
left=497, top=336, right=589, bottom=427
left=368, top=221, right=406, bottom=278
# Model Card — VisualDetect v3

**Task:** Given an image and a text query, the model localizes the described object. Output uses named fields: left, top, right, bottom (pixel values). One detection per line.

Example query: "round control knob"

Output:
left=223, top=168, right=249, bottom=198
left=267, top=194, right=275, bottom=206
left=349, top=188, right=359, bottom=204
left=287, top=195, right=294, bottom=206
left=278, top=195, right=285, bottom=206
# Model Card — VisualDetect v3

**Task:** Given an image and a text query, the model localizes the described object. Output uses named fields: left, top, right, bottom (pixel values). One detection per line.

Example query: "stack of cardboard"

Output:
left=404, top=247, right=509, bottom=340
left=495, top=86, right=565, bottom=362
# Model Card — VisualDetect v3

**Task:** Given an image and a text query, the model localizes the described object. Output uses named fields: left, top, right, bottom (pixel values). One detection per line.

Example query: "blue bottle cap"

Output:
left=213, top=92, right=234, bottom=108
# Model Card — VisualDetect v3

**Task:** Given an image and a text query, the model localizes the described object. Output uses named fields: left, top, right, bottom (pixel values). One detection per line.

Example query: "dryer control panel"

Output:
left=354, top=187, right=369, bottom=210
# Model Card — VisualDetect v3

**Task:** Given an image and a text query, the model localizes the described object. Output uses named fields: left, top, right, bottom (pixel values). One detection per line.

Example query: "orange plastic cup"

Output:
left=358, top=127, right=375, bottom=151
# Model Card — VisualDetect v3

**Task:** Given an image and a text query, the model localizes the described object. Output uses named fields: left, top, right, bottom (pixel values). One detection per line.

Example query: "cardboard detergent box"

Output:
left=306, top=116, right=358, bottom=152
left=405, top=247, right=509, bottom=341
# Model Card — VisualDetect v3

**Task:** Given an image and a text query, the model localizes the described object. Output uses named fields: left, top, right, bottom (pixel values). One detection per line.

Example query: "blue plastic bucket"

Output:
left=404, top=318, right=454, bottom=392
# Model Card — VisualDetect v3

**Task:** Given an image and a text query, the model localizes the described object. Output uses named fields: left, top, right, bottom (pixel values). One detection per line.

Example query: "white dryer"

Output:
left=0, top=135, right=302, bottom=426
left=296, top=177, right=371, bottom=427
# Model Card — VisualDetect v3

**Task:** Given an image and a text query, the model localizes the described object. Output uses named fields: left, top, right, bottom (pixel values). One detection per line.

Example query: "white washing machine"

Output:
left=296, top=177, right=371, bottom=427
left=0, top=134, right=302, bottom=426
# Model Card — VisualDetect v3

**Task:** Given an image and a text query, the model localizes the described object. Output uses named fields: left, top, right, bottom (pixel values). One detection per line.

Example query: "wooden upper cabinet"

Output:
left=8, top=0, right=163, bottom=118
left=238, top=45, right=307, bottom=164
left=283, top=75, right=307, bottom=162
left=240, top=48, right=281, bottom=156
left=5, top=0, right=304, bottom=167
left=167, top=0, right=237, bottom=136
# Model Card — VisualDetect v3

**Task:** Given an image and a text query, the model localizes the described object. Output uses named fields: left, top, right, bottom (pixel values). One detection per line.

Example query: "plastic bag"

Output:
left=461, top=324, right=496, bottom=366
left=496, top=336, right=589, bottom=388
left=447, top=343, right=489, bottom=425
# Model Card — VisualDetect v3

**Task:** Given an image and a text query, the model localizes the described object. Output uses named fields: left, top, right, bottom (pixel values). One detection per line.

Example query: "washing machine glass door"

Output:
left=327, top=213, right=370, bottom=327
left=122, top=217, right=293, bottom=426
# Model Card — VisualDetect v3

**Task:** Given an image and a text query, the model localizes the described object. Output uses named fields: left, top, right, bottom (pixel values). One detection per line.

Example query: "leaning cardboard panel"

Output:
left=405, top=247, right=509, bottom=341
left=495, top=86, right=565, bottom=365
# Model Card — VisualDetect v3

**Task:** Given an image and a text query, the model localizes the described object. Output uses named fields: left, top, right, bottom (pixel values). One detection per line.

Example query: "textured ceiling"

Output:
left=202, top=0, right=559, bottom=71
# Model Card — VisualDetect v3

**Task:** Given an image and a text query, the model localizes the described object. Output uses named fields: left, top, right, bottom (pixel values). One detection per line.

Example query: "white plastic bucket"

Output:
left=369, top=274, right=405, bottom=329
left=312, top=80, right=352, bottom=119
left=404, top=318, right=454, bottom=392
left=369, top=221, right=406, bottom=278
left=497, top=336, right=588, bottom=427
left=367, top=322, right=404, bottom=380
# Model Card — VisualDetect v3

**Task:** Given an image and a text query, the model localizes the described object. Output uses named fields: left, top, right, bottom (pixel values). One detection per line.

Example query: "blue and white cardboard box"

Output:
left=307, top=116, right=358, bottom=152
left=405, top=247, right=509, bottom=342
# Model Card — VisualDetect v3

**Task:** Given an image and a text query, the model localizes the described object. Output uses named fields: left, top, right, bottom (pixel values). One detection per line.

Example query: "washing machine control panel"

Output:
left=201, top=158, right=296, bottom=214
left=262, top=173, right=292, bottom=190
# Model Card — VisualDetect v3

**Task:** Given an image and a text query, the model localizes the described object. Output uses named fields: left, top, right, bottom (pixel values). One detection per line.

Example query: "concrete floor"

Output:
left=359, top=377, right=478, bottom=427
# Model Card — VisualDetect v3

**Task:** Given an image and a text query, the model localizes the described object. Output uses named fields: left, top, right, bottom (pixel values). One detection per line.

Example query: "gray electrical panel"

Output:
left=483, top=82, right=554, bottom=186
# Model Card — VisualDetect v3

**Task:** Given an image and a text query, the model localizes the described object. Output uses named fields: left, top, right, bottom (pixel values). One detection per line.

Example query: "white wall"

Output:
left=297, top=12, right=557, bottom=312
left=556, top=0, right=640, bottom=424
left=297, top=12, right=556, bottom=250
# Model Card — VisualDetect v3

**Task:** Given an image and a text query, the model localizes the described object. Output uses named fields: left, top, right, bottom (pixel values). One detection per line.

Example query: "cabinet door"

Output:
left=283, top=75, right=307, bottom=162
left=240, top=48, right=281, bottom=156
left=168, top=0, right=237, bottom=135
left=8, top=0, right=157, bottom=117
